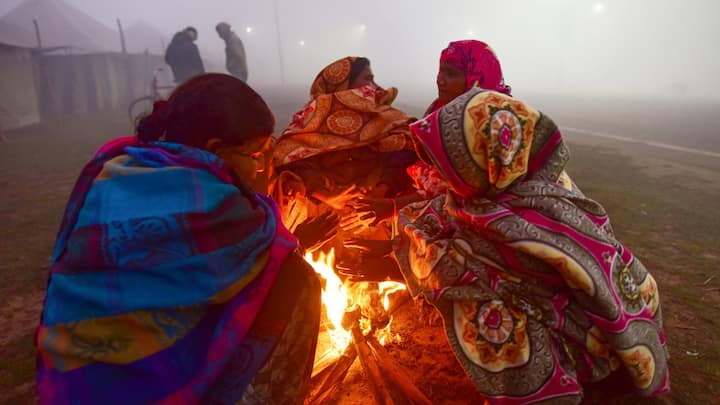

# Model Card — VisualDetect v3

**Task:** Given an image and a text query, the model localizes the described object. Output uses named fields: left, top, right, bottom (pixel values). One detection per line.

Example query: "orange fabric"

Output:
left=309, top=56, right=356, bottom=96
left=272, top=57, right=415, bottom=168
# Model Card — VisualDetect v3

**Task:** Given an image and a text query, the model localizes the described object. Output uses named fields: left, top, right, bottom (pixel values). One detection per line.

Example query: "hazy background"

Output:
left=2, top=0, right=719, bottom=105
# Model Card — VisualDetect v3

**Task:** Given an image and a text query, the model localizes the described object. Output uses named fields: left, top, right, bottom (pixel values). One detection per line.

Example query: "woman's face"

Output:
left=214, top=136, right=273, bottom=184
left=349, top=65, right=375, bottom=89
left=437, top=61, right=466, bottom=103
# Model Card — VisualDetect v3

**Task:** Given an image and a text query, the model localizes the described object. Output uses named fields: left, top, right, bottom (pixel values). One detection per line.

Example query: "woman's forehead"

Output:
left=440, top=61, right=464, bottom=73
left=236, top=135, right=272, bottom=150
left=253, top=135, right=272, bottom=148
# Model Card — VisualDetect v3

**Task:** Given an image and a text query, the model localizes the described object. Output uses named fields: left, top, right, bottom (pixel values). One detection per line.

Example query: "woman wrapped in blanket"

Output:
left=36, top=74, right=336, bottom=405
left=394, top=88, right=670, bottom=403
left=345, top=41, right=514, bottom=272
left=270, top=56, right=417, bottom=280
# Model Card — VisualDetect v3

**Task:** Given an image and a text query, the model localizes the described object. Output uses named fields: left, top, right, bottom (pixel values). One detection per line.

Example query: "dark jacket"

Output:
left=164, top=32, right=205, bottom=83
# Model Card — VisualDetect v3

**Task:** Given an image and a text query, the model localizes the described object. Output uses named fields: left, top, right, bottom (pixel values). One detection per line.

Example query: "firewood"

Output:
left=367, top=336, right=432, bottom=405
left=353, top=327, right=395, bottom=405
left=342, top=304, right=362, bottom=330
left=312, top=349, right=342, bottom=379
left=310, top=358, right=335, bottom=388
left=305, top=344, right=358, bottom=405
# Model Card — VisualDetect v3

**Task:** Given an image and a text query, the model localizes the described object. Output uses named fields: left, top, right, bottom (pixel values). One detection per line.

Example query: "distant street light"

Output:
left=359, top=24, right=367, bottom=32
left=245, top=27, right=253, bottom=34
left=593, top=3, right=606, bottom=14
left=299, top=40, right=305, bottom=47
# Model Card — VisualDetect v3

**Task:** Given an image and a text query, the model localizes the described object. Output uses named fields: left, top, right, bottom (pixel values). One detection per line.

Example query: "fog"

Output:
left=2, top=0, right=720, bottom=103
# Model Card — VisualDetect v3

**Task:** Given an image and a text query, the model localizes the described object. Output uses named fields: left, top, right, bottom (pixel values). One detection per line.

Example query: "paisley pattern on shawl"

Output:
left=272, top=56, right=414, bottom=168
left=395, top=89, right=669, bottom=404
left=36, top=136, right=298, bottom=405
left=309, top=56, right=355, bottom=97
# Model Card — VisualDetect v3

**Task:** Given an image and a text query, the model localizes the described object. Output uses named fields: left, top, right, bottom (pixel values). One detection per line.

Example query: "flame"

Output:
left=378, top=281, right=407, bottom=311
left=305, top=249, right=352, bottom=352
left=376, top=281, right=406, bottom=345
left=305, top=249, right=408, bottom=353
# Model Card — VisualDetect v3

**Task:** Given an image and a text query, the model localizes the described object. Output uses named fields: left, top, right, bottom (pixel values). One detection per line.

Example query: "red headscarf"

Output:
left=441, top=40, right=511, bottom=95
left=426, top=40, right=511, bottom=114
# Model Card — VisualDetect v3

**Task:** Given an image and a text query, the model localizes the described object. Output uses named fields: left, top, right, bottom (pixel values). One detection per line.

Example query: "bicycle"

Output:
left=127, top=68, right=176, bottom=125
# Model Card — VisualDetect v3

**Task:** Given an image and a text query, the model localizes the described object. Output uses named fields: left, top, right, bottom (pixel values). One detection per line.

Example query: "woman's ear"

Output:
left=205, top=138, right=223, bottom=153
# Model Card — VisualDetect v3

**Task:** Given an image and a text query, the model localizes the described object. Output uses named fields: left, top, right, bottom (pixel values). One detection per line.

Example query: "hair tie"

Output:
left=136, top=100, right=170, bottom=143
left=151, top=100, right=169, bottom=139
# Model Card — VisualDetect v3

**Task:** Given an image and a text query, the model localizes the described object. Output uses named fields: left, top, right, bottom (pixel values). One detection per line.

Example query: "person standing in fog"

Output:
left=165, top=26, right=205, bottom=83
left=216, top=22, right=248, bottom=82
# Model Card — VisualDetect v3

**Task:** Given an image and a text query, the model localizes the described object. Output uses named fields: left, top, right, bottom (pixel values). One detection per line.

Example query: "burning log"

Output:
left=305, top=250, right=430, bottom=403
left=306, top=345, right=357, bottom=404
left=345, top=305, right=395, bottom=404
left=352, top=324, right=395, bottom=405
left=367, top=336, right=432, bottom=405
left=311, top=348, right=343, bottom=379
left=305, top=292, right=432, bottom=404
left=305, top=306, right=364, bottom=404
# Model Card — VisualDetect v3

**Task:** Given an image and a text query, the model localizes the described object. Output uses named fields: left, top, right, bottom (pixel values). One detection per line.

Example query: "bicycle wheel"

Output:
left=128, top=96, right=155, bottom=127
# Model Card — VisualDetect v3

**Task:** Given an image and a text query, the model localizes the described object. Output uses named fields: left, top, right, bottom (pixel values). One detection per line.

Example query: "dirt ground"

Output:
left=1, top=95, right=719, bottom=404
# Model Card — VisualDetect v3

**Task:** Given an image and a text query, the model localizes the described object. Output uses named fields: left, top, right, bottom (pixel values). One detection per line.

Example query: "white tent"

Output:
left=0, top=0, right=119, bottom=53
left=0, top=20, right=35, bottom=47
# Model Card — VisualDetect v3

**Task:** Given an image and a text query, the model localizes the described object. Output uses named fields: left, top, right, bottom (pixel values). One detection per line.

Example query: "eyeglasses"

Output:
left=218, top=146, right=264, bottom=160
left=217, top=137, right=272, bottom=161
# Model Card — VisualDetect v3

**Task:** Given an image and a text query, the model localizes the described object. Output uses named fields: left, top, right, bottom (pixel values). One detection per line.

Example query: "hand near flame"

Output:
left=336, top=255, right=402, bottom=282
left=293, top=211, right=339, bottom=253
left=337, top=239, right=398, bottom=281
left=345, top=238, right=393, bottom=255
left=348, top=198, right=394, bottom=222
left=311, top=185, right=363, bottom=211
left=339, top=209, right=376, bottom=235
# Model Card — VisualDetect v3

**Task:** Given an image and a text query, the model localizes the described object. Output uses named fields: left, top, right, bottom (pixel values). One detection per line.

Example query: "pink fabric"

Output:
left=398, top=91, right=670, bottom=401
left=406, top=161, right=448, bottom=199
left=410, top=112, right=477, bottom=197
left=527, top=130, right=562, bottom=176
left=158, top=197, right=297, bottom=405
left=94, top=136, right=137, bottom=157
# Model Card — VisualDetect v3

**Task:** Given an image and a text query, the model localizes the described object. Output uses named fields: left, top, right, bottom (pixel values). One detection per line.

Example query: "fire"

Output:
left=304, top=249, right=408, bottom=353
left=376, top=281, right=407, bottom=345
left=305, top=249, right=352, bottom=352
left=379, top=281, right=407, bottom=311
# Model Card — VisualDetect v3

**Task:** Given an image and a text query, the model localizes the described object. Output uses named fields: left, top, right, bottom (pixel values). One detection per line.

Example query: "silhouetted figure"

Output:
left=216, top=22, right=248, bottom=82
left=164, top=26, right=205, bottom=83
